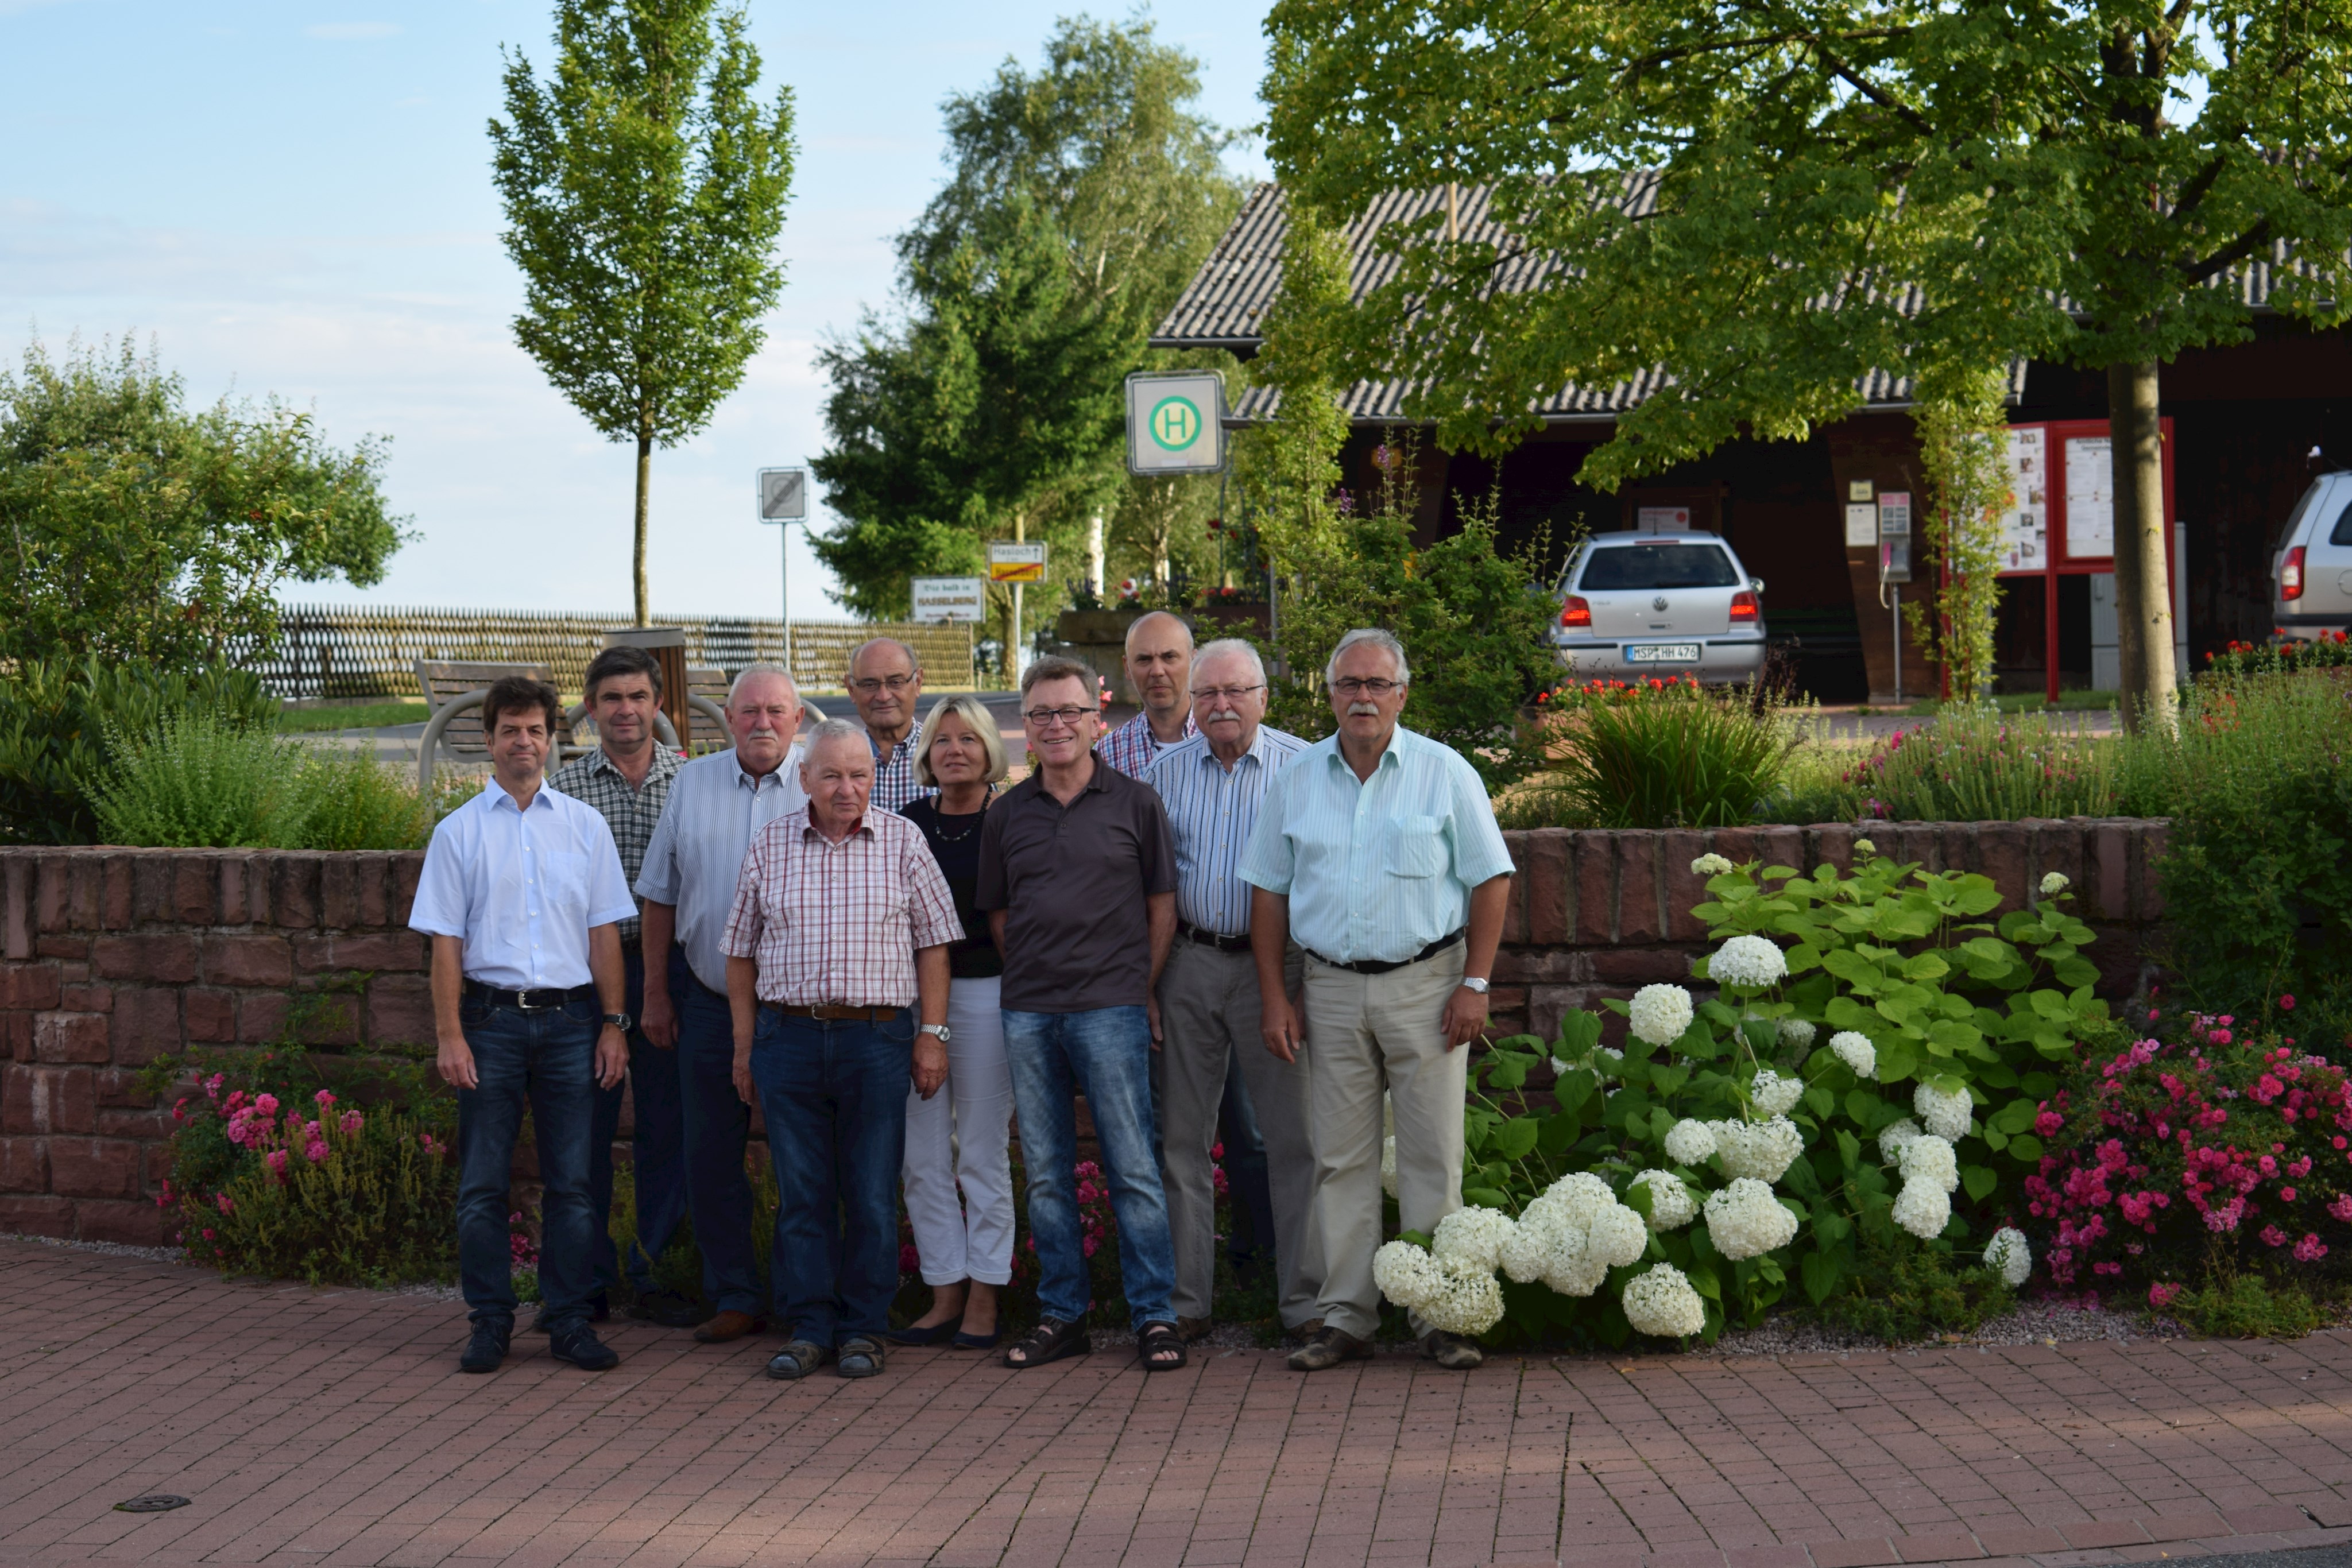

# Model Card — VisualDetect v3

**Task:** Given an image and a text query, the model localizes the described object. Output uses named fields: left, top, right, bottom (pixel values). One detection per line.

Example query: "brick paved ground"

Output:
left=3, top=1240, right=2350, bottom=1568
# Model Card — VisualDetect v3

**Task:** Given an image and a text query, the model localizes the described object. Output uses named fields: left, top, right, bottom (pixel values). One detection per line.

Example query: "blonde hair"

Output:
left=914, top=693, right=1008, bottom=786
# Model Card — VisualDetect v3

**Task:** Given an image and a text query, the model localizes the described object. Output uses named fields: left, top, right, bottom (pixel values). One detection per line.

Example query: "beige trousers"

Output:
left=1302, top=942, right=1467, bottom=1339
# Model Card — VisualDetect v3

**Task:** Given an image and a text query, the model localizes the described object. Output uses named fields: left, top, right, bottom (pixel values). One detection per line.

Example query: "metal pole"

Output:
left=780, top=521, right=792, bottom=683
left=1891, top=583, right=1902, bottom=700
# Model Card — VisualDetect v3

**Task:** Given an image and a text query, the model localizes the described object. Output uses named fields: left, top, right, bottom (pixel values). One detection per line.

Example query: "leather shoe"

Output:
left=1420, top=1330, right=1484, bottom=1370
left=628, top=1290, right=711, bottom=1329
left=459, top=1322, right=510, bottom=1374
left=550, top=1323, right=620, bottom=1370
left=1286, top=1325, right=1372, bottom=1372
left=1283, top=1317, right=1325, bottom=1346
left=693, top=1309, right=764, bottom=1344
left=528, top=1296, right=609, bottom=1335
left=1175, top=1315, right=1214, bottom=1344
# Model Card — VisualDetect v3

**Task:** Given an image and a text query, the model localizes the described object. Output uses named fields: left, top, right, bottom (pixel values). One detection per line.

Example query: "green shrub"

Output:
left=298, top=744, right=435, bottom=850
left=2200, top=630, right=2352, bottom=680
left=90, top=712, right=432, bottom=850
left=1815, top=1233, right=2015, bottom=1342
left=2166, top=1274, right=2327, bottom=1339
left=1508, top=677, right=1794, bottom=829
left=1771, top=707, right=2136, bottom=823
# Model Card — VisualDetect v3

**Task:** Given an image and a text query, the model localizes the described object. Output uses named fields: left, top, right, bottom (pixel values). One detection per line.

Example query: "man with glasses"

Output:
left=1096, top=610, right=1197, bottom=777
left=635, top=663, right=807, bottom=1345
left=977, top=655, right=1187, bottom=1373
left=1239, top=629, right=1515, bottom=1373
left=845, top=637, right=926, bottom=814
left=1141, top=638, right=1318, bottom=1345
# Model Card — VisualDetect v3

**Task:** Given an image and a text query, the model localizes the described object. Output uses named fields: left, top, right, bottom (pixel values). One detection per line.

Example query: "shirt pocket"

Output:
left=1386, top=814, right=1447, bottom=879
left=534, top=849, right=589, bottom=913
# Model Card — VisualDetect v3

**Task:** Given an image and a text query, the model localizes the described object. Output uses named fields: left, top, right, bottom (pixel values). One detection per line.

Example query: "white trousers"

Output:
left=900, top=974, right=1016, bottom=1286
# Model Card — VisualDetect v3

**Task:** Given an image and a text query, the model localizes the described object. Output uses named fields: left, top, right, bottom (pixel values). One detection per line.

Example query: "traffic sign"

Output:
left=757, top=467, right=807, bottom=521
left=1125, top=371, right=1226, bottom=475
left=988, top=541, right=1047, bottom=583
left=911, top=576, right=987, bottom=623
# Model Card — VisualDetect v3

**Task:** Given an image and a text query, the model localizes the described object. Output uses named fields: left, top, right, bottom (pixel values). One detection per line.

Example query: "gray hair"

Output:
left=728, top=662, right=800, bottom=706
left=1123, top=609, right=1194, bottom=657
left=800, top=716, right=870, bottom=763
left=848, top=636, right=920, bottom=677
left=1190, top=637, right=1266, bottom=686
left=1324, top=628, right=1410, bottom=687
left=915, top=692, right=1008, bottom=786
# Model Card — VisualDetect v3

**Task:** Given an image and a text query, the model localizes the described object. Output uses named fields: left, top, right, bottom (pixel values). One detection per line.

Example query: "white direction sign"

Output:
left=911, top=576, right=986, bottom=624
left=757, top=467, right=807, bottom=521
left=1125, top=371, right=1226, bottom=475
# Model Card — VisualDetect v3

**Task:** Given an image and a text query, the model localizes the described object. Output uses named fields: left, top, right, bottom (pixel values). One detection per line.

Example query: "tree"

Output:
left=1263, top=0, right=2352, bottom=731
left=0, top=336, right=405, bottom=673
left=490, top=0, right=795, bottom=626
left=813, top=16, right=1243, bottom=648
left=1908, top=365, right=2014, bottom=706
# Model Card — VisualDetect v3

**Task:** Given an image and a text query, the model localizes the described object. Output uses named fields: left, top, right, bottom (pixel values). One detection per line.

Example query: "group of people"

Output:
left=409, top=616, right=1512, bottom=1381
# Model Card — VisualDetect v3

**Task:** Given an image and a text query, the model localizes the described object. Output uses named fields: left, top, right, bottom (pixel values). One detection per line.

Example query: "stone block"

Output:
left=0, top=1136, right=47, bottom=1193
left=319, top=854, right=366, bottom=929
left=36, top=937, right=87, bottom=960
left=98, top=1106, right=169, bottom=1141
left=2136, top=820, right=2169, bottom=920
left=1589, top=947, right=1701, bottom=985
left=1494, top=947, right=1590, bottom=985
left=366, top=973, right=435, bottom=1047
left=216, top=854, right=258, bottom=926
left=1811, top=822, right=1860, bottom=874
left=109, top=988, right=181, bottom=1064
left=2027, top=818, right=2084, bottom=905
left=1658, top=830, right=1711, bottom=940
left=1572, top=833, right=1615, bottom=945
left=2, top=1011, right=26, bottom=1062
left=1519, top=830, right=1570, bottom=946
left=76, top=1198, right=165, bottom=1245
left=273, top=854, right=323, bottom=929
left=4, top=1065, right=95, bottom=1135
left=238, top=992, right=291, bottom=1044
left=1975, top=821, right=2030, bottom=911
left=33, top=1012, right=110, bottom=1065
left=100, top=854, right=134, bottom=930
left=0, top=1193, right=75, bottom=1235
left=357, top=852, right=396, bottom=927
left=202, top=934, right=294, bottom=988
left=171, top=855, right=217, bottom=925
left=2, top=854, right=27, bottom=961
left=1886, top=822, right=1943, bottom=871
left=1, top=963, right=62, bottom=1012
left=392, top=854, right=425, bottom=924
left=1615, top=832, right=1662, bottom=944
left=183, top=988, right=237, bottom=1043
left=58, top=982, right=111, bottom=1013
left=95, top=1068, right=155, bottom=1108
left=47, top=1137, right=143, bottom=1199
left=92, top=934, right=200, bottom=985
left=1755, top=825, right=1805, bottom=873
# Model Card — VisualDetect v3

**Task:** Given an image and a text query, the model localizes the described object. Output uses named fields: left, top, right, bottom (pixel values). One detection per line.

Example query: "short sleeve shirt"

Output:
left=408, top=781, right=637, bottom=989
left=974, top=760, right=1177, bottom=1013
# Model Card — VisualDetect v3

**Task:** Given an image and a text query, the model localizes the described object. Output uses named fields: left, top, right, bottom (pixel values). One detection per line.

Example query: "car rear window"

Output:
left=2331, top=498, right=2352, bottom=546
left=1579, top=543, right=1740, bottom=591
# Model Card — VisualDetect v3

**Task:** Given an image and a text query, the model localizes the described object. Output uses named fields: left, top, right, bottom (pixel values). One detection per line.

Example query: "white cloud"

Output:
left=303, top=21, right=401, bottom=41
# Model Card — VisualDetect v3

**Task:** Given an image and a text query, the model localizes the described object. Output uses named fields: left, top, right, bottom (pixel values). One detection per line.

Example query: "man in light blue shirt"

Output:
left=633, top=663, right=808, bottom=1342
left=410, top=676, right=637, bottom=1376
left=1238, top=629, right=1515, bottom=1373
left=1143, top=638, right=1316, bottom=1343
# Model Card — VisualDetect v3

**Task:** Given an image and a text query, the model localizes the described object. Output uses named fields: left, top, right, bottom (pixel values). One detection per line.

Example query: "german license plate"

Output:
left=1627, top=642, right=1701, bottom=663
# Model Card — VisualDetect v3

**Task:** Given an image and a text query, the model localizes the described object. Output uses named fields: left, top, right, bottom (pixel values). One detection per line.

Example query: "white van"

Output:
left=2274, top=473, right=2352, bottom=639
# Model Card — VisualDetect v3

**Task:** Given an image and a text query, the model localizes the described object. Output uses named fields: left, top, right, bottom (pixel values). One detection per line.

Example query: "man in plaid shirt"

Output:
left=1094, top=610, right=1198, bottom=777
left=722, top=718, right=960, bottom=1382
left=845, top=637, right=929, bottom=813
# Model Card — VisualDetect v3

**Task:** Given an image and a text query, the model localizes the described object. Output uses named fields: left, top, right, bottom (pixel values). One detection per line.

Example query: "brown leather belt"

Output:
left=1177, top=920, right=1252, bottom=954
left=760, top=1002, right=904, bottom=1023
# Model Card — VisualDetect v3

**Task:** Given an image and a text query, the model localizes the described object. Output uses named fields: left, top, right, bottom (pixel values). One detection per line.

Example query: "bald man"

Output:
left=846, top=637, right=927, bottom=813
left=1096, top=610, right=1197, bottom=777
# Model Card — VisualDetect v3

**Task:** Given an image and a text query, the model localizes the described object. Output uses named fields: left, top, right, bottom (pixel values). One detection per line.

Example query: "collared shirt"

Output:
left=547, top=744, right=683, bottom=948
left=976, top=758, right=1178, bottom=1013
left=1096, top=709, right=1198, bottom=778
left=1236, top=725, right=1515, bottom=966
left=408, top=780, right=637, bottom=990
left=721, top=808, right=962, bottom=1007
left=869, top=729, right=926, bottom=815
left=1142, top=725, right=1307, bottom=937
left=635, top=745, right=808, bottom=993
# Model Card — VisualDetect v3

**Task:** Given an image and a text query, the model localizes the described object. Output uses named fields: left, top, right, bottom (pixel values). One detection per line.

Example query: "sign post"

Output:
left=1125, top=371, right=1227, bottom=475
left=988, top=541, right=1047, bottom=682
left=757, top=467, right=808, bottom=675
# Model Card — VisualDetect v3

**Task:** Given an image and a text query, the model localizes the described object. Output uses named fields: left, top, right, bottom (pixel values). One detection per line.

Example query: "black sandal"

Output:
left=1136, top=1319, right=1187, bottom=1373
left=1002, top=1315, right=1091, bottom=1369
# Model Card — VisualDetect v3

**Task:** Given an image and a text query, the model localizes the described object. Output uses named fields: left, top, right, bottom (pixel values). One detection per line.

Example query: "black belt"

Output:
left=1305, top=928, right=1464, bottom=976
left=1177, top=921, right=1252, bottom=954
left=464, top=980, right=597, bottom=1012
left=760, top=1002, right=905, bottom=1023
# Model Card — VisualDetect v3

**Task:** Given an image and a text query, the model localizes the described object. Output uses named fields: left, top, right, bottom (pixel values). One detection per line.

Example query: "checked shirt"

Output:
left=1095, top=709, right=1197, bottom=779
left=721, top=808, right=963, bottom=1008
left=547, top=745, right=682, bottom=948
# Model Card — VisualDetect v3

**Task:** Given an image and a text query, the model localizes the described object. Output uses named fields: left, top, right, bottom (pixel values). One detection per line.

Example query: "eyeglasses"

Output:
left=848, top=673, right=915, bottom=694
left=1332, top=677, right=1403, bottom=698
left=1194, top=684, right=1266, bottom=704
left=1022, top=706, right=1093, bottom=729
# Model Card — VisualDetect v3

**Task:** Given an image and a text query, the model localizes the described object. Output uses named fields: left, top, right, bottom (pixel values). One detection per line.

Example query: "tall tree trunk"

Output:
left=632, top=429, right=653, bottom=627
left=2105, top=359, right=2175, bottom=734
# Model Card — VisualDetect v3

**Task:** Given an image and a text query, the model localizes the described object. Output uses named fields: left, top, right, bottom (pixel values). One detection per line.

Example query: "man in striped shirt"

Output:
left=1142, top=638, right=1318, bottom=1344
left=1240, top=629, right=1515, bottom=1373
left=1095, top=610, right=1197, bottom=777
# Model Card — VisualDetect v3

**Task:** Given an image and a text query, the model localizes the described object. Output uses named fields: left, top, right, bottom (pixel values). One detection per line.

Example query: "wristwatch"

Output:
left=919, top=1024, right=951, bottom=1043
left=1459, top=977, right=1491, bottom=996
left=603, top=1013, right=633, bottom=1032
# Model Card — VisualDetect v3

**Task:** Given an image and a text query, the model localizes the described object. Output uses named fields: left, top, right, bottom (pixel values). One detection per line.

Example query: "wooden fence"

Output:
left=259, top=607, right=977, bottom=700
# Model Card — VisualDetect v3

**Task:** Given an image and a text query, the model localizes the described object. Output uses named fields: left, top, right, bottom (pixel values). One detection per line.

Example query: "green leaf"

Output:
left=2005, top=1134, right=2043, bottom=1163
left=1962, top=1165, right=1998, bottom=1201
left=1877, top=1039, right=1918, bottom=1082
left=1492, top=1116, right=1541, bottom=1160
left=1398, top=1230, right=1433, bottom=1249
left=1844, top=1088, right=1879, bottom=1126
left=1801, top=1250, right=1843, bottom=1304
left=1554, top=1009, right=1604, bottom=1056
left=1488, top=1052, right=1530, bottom=1090
left=1461, top=1188, right=1509, bottom=1210
left=1805, top=1085, right=1836, bottom=1119
left=1835, top=1129, right=1862, bottom=1170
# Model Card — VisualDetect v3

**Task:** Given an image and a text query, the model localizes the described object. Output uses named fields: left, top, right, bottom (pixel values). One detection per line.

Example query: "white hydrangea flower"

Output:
left=1546, top=1172, right=1618, bottom=1229
left=1417, top=1255, right=1506, bottom=1335
left=1711, top=1116, right=1805, bottom=1184
left=1663, top=1118, right=1718, bottom=1166
left=1891, top=1177, right=1952, bottom=1240
left=1620, top=1261, right=1708, bottom=1338
left=1914, top=1080, right=1974, bottom=1141
left=2040, top=871, right=2070, bottom=896
left=1628, top=984, right=1696, bottom=1047
left=1380, top=1135, right=1398, bottom=1199
left=1830, top=1031, right=1877, bottom=1079
left=1778, top=1017, right=1817, bottom=1049
left=1898, top=1133, right=1960, bottom=1194
left=1853, top=838, right=1877, bottom=856
left=1585, top=1201, right=1651, bottom=1269
left=1543, top=1245, right=1611, bottom=1298
left=1703, top=1178, right=1799, bottom=1260
left=1499, top=1198, right=1567, bottom=1284
left=1372, top=1240, right=1442, bottom=1307
left=1432, top=1206, right=1516, bottom=1273
left=1750, top=1068, right=1805, bottom=1118
left=1984, top=1226, right=2033, bottom=1287
left=1877, top=1117, right=1922, bottom=1166
left=1690, top=852, right=1734, bottom=876
left=1630, top=1170, right=1695, bottom=1231
left=1709, top=934, right=1789, bottom=990
left=1552, top=1047, right=1623, bottom=1079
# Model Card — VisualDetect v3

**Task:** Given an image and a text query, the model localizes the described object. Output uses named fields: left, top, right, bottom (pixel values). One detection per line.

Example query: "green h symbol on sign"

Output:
left=1148, top=395, right=1202, bottom=451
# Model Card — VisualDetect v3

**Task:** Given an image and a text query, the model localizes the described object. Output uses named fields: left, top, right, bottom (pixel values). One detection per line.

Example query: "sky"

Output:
left=0, top=0, right=1275, bottom=622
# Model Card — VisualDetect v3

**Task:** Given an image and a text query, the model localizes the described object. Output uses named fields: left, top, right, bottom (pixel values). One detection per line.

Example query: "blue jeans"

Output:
left=588, top=947, right=693, bottom=1299
left=1003, top=1005, right=1175, bottom=1329
left=678, top=974, right=762, bottom=1314
left=455, top=990, right=599, bottom=1333
left=752, top=1007, right=912, bottom=1345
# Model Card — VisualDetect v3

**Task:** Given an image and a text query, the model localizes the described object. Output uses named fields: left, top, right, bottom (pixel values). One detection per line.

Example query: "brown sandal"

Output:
left=1002, top=1315, right=1091, bottom=1369
left=1136, top=1319, right=1187, bottom=1372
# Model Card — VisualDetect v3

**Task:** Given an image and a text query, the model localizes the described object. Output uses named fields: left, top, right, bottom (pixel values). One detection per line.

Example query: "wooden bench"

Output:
left=412, top=660, right=567, bottom=759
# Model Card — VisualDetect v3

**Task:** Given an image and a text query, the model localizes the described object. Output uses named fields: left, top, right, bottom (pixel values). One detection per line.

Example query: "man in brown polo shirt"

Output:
left=976, top=655, right=1186, bottom=1373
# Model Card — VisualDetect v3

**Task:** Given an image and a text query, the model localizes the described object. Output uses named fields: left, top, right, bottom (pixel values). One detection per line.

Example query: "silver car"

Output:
left=1549, top=530, right=1767, bottom=683
left=2272, top=471, right=2352, bottom=639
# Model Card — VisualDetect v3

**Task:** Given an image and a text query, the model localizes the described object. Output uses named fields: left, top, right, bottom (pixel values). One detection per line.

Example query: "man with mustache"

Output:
left=635, top=663, right=808, bottom=1344
left=1239, top=629, right=1515, bottom=1373
left=1141, top=638, right=1318, bottom=1346
left=1095, top=610, right=1197, bottom=777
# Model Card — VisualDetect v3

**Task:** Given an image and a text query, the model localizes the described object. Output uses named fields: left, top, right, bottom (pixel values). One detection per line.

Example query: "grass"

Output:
left=1888, top=688, right=2119, bottom=717
left=276, top=702, right=430, bottom=732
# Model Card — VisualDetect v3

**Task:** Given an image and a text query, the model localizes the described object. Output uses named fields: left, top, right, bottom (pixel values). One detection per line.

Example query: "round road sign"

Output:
left=1148, top=395, right=1202, bottom=451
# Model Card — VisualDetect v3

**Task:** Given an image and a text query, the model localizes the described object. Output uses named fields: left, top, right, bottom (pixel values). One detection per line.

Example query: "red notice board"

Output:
left=1996, top=419, right=2178, bottom=701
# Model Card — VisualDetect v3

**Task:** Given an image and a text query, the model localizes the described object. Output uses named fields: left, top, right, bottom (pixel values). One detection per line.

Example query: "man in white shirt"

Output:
left=410, top=676, right=637, bottom=1376
left=635, top=663, right=808, bottom=1344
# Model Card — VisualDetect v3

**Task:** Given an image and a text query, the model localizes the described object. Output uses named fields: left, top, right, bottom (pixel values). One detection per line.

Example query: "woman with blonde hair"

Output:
left=887, top=694, right=1016, bottom=1348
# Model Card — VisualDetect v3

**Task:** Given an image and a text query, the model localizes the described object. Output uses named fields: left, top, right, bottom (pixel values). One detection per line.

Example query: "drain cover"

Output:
left=114, top=1496, right=191, bottom=1513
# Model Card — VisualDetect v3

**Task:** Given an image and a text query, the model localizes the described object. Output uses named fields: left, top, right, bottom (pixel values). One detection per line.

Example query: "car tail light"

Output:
left=1730, top=590, right=1759, bottom=622
left=1559, top=594, right=1592, bottom=629
left=2283, top=545, right=2306, bottom=601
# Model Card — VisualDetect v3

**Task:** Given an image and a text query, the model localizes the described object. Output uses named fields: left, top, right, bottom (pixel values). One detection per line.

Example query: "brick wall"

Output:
left=0, top=819, right=2169, bottom=1245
